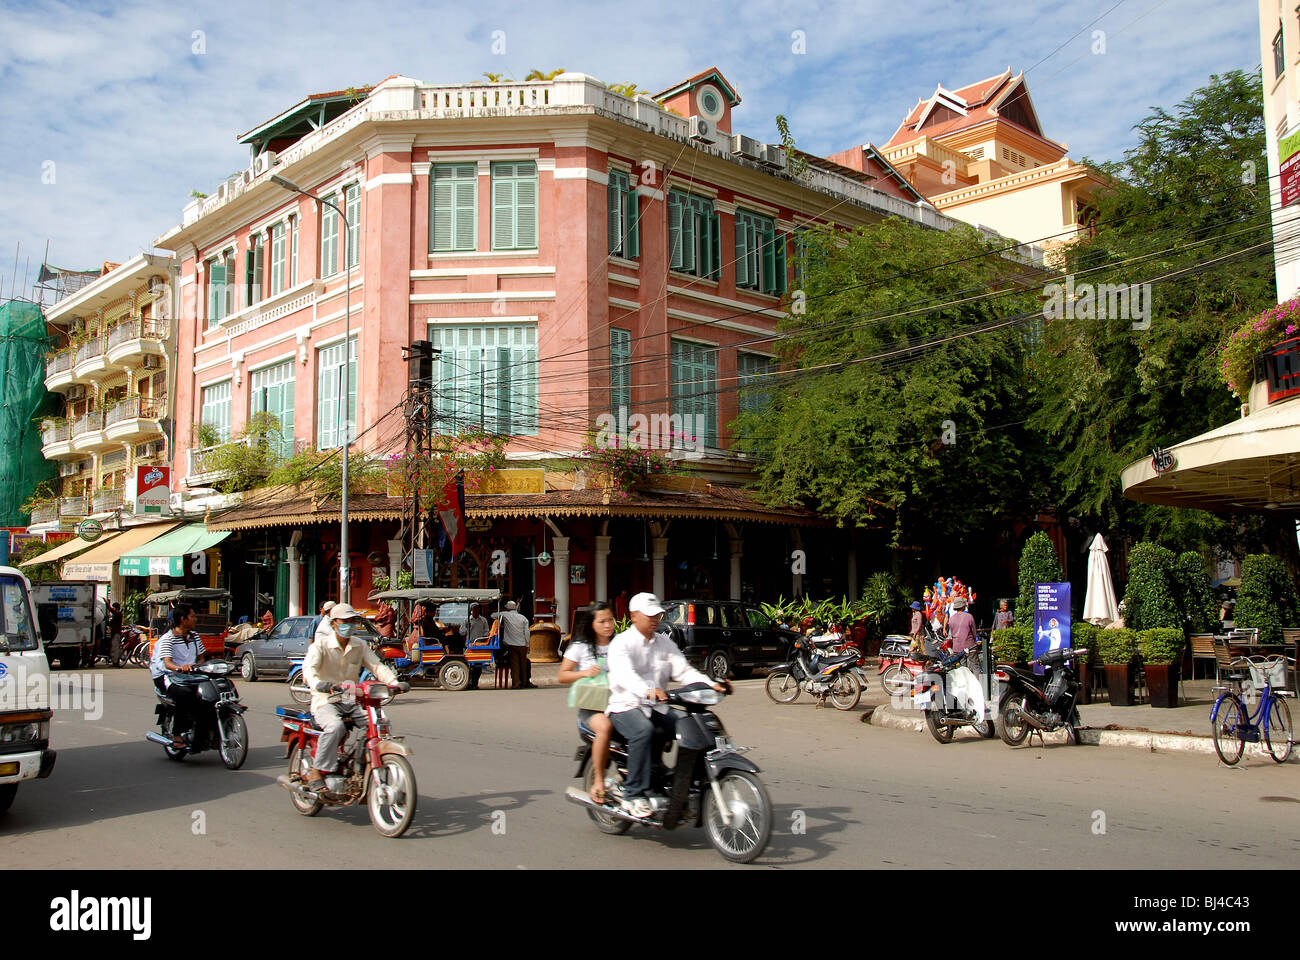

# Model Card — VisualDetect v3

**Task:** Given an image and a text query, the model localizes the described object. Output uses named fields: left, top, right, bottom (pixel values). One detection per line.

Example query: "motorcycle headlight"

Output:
left=0, top=721, right=48, bottom=744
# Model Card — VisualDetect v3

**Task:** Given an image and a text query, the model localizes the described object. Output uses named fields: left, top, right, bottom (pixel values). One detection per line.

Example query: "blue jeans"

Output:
left=610, top=708, right=678, bottom=799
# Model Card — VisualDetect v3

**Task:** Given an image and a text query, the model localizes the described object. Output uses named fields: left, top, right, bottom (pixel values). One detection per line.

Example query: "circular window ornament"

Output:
left=696, top=85, right=724, bottom=122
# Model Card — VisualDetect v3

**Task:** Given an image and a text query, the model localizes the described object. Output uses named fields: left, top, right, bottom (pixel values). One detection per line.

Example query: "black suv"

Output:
left=659, top=600, right=798, bottom=680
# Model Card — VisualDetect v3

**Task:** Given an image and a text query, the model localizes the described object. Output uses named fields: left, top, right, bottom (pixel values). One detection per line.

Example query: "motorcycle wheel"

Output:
left=764, top=670, right=801, bottom=704
left=584, top=758, right=631, bottom=835
left=368, top=754, right=417, bottom=838
left=703, top=770, right=772, bottom=864
left=924, top=709, right=954, bottom=744
left=996, top=693, right=1031, bottom=746
left=289, top=675, right=312, bottom=705
left=219, top=713, right=249, bottom=770
left=287, top=745, right=323, bottom=816
left=880, top=663, right=912, bottom=698
left=828, top=672, right=861, bottom=711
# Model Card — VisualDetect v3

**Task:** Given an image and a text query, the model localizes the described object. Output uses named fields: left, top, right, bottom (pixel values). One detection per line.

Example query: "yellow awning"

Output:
left=20, top=531, right=121, bottom=568
left=61, top=522, right=182, bottom=581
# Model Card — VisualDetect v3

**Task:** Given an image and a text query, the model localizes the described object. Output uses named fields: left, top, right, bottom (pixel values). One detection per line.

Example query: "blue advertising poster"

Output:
left=1033, top=582, right=1071, bottom=674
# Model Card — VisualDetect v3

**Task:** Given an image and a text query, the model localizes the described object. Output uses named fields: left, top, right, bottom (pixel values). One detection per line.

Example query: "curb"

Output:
left=865, top=704, right=1283, bottom=757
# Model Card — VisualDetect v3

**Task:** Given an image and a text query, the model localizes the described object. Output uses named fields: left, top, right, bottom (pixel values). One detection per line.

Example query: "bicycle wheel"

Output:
left=1264, top=696, right=1294, bottom=764
left=1211, top=694, right=1246, bottom=765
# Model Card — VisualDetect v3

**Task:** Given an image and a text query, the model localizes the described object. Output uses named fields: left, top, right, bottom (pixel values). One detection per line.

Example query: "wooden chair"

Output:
left=1212, top=637, right=1235, bottom=685
left=1190, top=634, right=1216, bottom=681
left=1283, top=628, right=1300, bottom=694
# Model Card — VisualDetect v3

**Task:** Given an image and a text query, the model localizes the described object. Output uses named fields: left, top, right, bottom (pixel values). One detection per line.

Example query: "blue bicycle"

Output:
left=1210, top=656, right=1295, bottom=765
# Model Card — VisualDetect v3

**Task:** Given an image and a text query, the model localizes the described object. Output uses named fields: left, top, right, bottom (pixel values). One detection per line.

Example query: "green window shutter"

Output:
left=734, top=214, right=748, bottom=288
left=668, top=192, right=685, bottom=270
left=431, top=176, right=454, bottom=251
left=607, top=173, right=623, bottom=256
left=626, top=186, right=639, bottom=258
left=515, top=163, right=537, bottom=249
left=245, top=249, right=254, bottom=305
left=709, top=211, right=720, bottom=280
left=761, top=224, right=776, bottom=294
left=453, top=177, right=476, bottom=250
left=774, top=232, right=787, bottom=295
left=208, top=260, right=226, bottom=323
left=610, top=328, right=631, bottom=411
left=492, top=169, right=515, bottom=250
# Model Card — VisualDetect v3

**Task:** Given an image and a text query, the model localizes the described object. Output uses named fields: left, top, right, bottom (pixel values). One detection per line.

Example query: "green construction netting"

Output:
left=0, top=301, right=58, bottom=527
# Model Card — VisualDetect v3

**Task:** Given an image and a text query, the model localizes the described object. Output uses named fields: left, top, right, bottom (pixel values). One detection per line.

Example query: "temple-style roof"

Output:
left=884, top=68, right=1055, bottom=148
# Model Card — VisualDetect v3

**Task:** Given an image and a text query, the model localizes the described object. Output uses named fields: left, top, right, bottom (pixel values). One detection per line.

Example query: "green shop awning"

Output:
left=118, top=523, right=231, bottom=577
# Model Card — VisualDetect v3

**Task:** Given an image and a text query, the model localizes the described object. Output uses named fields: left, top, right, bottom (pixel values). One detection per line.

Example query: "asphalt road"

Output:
left=3, top=668, right=1298, bottom=869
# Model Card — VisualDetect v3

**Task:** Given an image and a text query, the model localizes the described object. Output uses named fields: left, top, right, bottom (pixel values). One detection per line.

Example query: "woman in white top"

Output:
left=558, top=603, right=616, bottom=803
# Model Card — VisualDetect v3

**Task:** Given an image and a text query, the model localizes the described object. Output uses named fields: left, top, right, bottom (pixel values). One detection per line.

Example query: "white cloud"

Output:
left=0, top=0, right=1262, bottom=295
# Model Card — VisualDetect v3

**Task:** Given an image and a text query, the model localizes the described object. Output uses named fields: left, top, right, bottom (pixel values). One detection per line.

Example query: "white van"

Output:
left=0, top=565, right=56, bottom=814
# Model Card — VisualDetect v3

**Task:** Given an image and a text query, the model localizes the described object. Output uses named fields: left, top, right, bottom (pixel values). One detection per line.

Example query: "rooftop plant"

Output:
left=1219, top=295, right=1300, bottom=398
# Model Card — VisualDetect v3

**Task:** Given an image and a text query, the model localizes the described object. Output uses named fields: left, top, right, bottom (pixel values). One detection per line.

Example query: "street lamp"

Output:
left=271, top=174, right=353, bottom=603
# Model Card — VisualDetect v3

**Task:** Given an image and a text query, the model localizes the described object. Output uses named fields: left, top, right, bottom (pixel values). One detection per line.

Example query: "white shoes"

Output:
left=622, top=797, right=653, bottom=818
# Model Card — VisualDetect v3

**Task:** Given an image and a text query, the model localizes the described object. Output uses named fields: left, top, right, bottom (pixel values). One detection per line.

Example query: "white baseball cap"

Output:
left=505, top=600, right=518, bottom=610
left=329, top=602, right=360, bottom=620
left=629, top=592, right=666, bottom=616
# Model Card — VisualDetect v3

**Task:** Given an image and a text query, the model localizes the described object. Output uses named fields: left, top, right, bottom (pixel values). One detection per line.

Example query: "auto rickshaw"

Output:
left=143, top=587, right=232, bottom=657
left=368, top=587, right=502, bottom=691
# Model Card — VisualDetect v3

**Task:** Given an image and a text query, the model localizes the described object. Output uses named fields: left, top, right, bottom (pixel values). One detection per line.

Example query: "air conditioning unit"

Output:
left=141, top=355, right=162, bottom=370
left=253, top=150, right=277, bottom=177
left=688, top=116, right=719, bottom=145
left=762, top=144, right=787, bottom=169
left=136, top=441, right=164, bottom=459
left=60, top=461, right=83, bottom=477
left=730, top=134, right=764, bottom=161
left=66, top=385, right=86, bottom=401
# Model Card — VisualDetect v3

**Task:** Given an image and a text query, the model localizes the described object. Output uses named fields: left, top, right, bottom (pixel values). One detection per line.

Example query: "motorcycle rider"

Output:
left=149, top=603, right=206, bottom=748
left=606, top=593, right=728, bottom=819
left=301, top=603, right=400, bottom=793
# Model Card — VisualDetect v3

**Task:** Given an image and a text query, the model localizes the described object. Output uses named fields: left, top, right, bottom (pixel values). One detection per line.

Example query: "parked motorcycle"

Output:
left=994, top=647, right=1087, bottom=746
left=276, top=679, right=416, bottom=837
left=914, top=640, right=995, bottom=742
left=144, top=660, right=249, bottom=768
left=764, top=634, right=862, bottom=710
left=878, top=637, right=927, bottom=697
left=564, top=683, right=771, bottom=863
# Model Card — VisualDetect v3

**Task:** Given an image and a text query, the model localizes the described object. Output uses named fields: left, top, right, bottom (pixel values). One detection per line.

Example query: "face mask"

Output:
left=335, top=622, right=355, bottom=639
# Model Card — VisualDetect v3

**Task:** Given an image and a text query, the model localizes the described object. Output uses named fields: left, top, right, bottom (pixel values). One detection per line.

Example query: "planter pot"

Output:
left=1104, top=663, right=1135, bottom=705
left=1145, top=662, right=1180, bottom=708
left=1077, top=661, right=1092, bottom=705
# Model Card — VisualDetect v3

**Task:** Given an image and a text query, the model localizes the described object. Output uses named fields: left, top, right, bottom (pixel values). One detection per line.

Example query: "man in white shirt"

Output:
left=491, top=601, right=533, bottom=689
left=606, top=593, right=727, bottom=818
left=302, top=603, right=401, bottom=792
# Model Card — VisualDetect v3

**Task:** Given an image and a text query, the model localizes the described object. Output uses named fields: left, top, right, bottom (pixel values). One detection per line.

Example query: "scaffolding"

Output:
left=0, top=300, right=58, bottom=526
left=33, top=262, right=100, bottom=307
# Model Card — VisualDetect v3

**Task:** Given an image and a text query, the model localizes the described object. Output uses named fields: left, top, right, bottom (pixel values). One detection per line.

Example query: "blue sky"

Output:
left=0, top=0, right=1261, bottom=298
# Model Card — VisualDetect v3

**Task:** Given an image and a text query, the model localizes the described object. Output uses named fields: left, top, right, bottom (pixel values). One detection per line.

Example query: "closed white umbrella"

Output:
left=1082, top=533, right=1120, bottom=627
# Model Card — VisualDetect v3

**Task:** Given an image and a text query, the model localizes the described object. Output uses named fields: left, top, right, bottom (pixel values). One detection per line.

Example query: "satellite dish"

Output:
left=536, top=551, right=552, bottom=567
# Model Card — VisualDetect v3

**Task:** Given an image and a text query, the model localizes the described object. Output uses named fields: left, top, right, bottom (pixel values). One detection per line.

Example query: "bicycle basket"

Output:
left=1248, top=659, right=1289, bottom=693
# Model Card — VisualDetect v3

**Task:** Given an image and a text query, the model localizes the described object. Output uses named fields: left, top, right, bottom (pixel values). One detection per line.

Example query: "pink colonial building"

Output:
left=154, top=69, right=975, bottom=628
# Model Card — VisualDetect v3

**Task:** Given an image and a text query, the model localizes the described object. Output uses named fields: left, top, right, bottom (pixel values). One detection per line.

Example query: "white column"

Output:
left=387, top=538, right=403, bottom=586
left=594, top=535, right=611, bottom=603
left=552, top=536, right=571, bottom=633
left=729, top=538, right=743, bottom=600
left=652, top=537, right=669, bottom=598
left=286, top=545, right=302, bottom=617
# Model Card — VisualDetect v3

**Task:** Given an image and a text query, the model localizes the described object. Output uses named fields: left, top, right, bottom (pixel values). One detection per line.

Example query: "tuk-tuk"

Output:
left=144, top=588, right=232, bottom=657
left=368, top=587, right=502, bottom=691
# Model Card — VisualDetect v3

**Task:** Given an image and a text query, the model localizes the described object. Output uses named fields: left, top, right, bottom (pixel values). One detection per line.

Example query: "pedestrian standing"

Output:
left=992, top=600, right=1014, bottom=631
left=908, top=601, right=925, bottom=655
left=948, top=596, right=977, bottom=654
left=492, top=601, right=534, bottom=688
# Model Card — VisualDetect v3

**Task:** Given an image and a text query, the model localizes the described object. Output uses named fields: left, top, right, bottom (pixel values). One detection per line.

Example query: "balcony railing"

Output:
left=45, top=349, right=74, bottom=378
left=107, top=318, right=168, bottom=349
left=105, top=396, right=164, bottom=426
left=42, top=422, right=71, bottom=446
left=58, top=496, right=88, bottom=517
left=91, top=488, right=124, bottom=513
left=74, top=337, right=105, bottom=365
left=29, top=503, right=59, bottom=524
left=102, top=449, right=128, bottom=470
left=72, top=410, right=103, bottom=436
left=187, top=435, right=275, bottom=479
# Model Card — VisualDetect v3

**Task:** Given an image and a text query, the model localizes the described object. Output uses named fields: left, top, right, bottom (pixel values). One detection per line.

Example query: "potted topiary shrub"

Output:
left=1138, top=627, right=1185, bottom=708
left=1097, top=628, right=1138, bottom=705
left=1071, top=622, right=1099, bottom=704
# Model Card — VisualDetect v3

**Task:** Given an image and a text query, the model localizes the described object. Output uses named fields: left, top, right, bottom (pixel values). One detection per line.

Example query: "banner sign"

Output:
left=1033, top=582, right=1071, bottom=674
left=412, top=549, right=435, bottom=586
left=135, top=465, right=171, bottom=514
left=1282, top=129, right=1300, bottom=208
left=119, top=555, right=183, bottom=578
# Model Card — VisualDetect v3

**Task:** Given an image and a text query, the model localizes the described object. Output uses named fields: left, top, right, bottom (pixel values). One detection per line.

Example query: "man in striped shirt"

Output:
left=150, top=603, right=207, bottom=747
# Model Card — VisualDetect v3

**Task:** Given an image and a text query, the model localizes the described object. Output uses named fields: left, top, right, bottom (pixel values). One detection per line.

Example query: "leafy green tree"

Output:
left=1028, top=70, right=1272, bottom=545
left=735, top=217, right=1043, bottom=554
left=1016, top=531, right=1064, bottom=623
left=1123, top=542, right=1180, bottom=630
left=1235, top=553, right=1300, bottom=643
